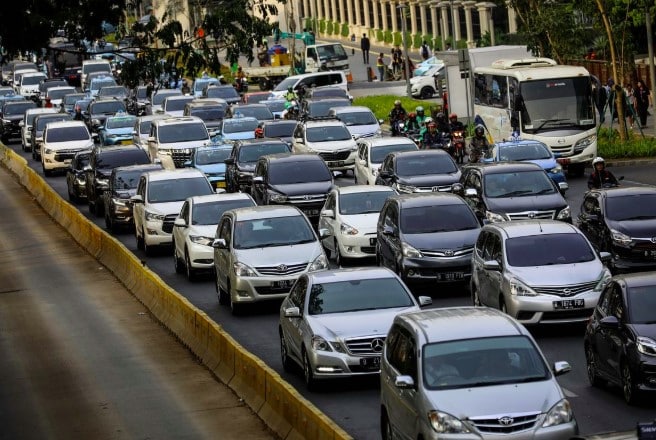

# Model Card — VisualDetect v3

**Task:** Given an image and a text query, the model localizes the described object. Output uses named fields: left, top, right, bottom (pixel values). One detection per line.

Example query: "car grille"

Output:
left=361, top=246, right=376, bottom=254
left=287, top=194, right=327, bottom=203
left=412, top=265, right=471, bottom=277
left=506, top=210, right=555, bottom=221
left=171, top=149, right=193, bottom=168
left=54, top=148, right=85, bottom=161
left=532, top=281, right=598, bottom=297
left=318, top=151, right=351, bottom=161
left=415, top=184, right=454, bottom=192
left=162, top=214, right=177, bottom=233
left=421, top=247, right=474, bottom=258
left=629, top=241, right=656, bottom=261
left=345, top=336, right=386, bottom=356
left=255, top=262, right=307, bottom=276
left=470, top=412, right=540, bottom=434
left=550, top=145, right=573, bottom=156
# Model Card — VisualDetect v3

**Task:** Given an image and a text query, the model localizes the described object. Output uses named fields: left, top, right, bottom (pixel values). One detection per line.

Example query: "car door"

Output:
left=599, top=284, right=626, bottom=379
left=379, top=202, right=402, bottom=271
left=282, top=276, right=308, bottom=362
left=133, top=176, right=147, bottom=234
left=318, top=191, right=337, bottom=252
left=250, top=160, right=266, bottom=205
left=463, top=170, right=485, bottom=221
left=472, top=231, right=490, bottom=303
left=590, top=283, right=615, bottom=378
left=354, top=141, right=367, bottom=184
left=214, top=216, right=233, bottom=291
left=174, top=201, right=190, bottom=259
left=375, top=155, right=395, bottom=187
left=578, top=193, right=603, bottom=250
left=487, top=233, right=505, bottom=308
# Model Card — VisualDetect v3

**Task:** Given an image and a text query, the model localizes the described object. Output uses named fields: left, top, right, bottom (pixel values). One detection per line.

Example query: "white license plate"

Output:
left=553, top=299, right=585, bottom=310
left=272, top=279, right=295, bottom=289
left=438, top=272, right=464, bottom=282
left=328, top=161, right=345, bottom=167
left=359, top=356, right=381, bottom=370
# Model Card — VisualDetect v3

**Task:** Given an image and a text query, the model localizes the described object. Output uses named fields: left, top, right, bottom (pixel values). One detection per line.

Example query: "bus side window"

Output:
left=490, top=75, right=507, bottom=108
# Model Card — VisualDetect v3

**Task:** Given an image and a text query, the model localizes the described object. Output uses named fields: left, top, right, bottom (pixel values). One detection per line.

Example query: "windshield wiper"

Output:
left=531, top=118, right=572, bottom=132
left=534, top=188, right=555, bottom=195
left=498, top=190, right=533, bottom=197
left=513, top=375, right=547, bottom=383
left=621, top=215, right=656, bottom=220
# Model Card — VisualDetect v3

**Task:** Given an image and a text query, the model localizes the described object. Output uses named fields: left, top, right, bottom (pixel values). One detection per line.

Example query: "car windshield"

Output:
left=138, top=121, right=153, bottom=135
left=4, top=102, right=35, bottom=115
left=274, top=77, right=298, bottom=91
left=423, top=336, right=549, bottom=390
left=496, top=142, right=552, bottom=161
left=311, top=88, right=348, bottom=99
left=0, top=88, right=14, bottom=97
left=194, top=78, right=219, bottom=92
left=337, top=111, right=376, bottom=126
left=91, top=79, right=117, bottom=91
left=46, top=126, right=90, bottom=142
left=222, top=119, right=259, bottom=134
left=192, top=199, right=254, bottom=225
left=307, top=278, right=414, bottom=315
left=371, top=144, right=417, bottom=163
left=147, top=177, right=212, bottom=203
left=396, top=154, right=457, bottom=176
left=36, top=115, right=71, bottom=130
left=207, top=87, right=239, bottom=99
left=91, top=101, right=126, bottom=114
left=401, top=204, right=479, bottom=234
left=152, top=91, right=181, bottom=105
left=269, top=160, right=331, bottom=184
left=306, top=125, right=352, bottom=142
left=106, top=116, right=136, bottom=129
left=158, top=123, right=209, bottom=142
left=484, top=171, right=555, bottom=198
left=26, top=111, right=52, bottom=125
left=245, top=93, right=272, bottom=104
left=22, top=74, right=46, bottom=85
left=627, top=286, right=656, bottom=324
left=114, top=170, right=148, bottom=189
left=506, top=233, right=595, bottom=266
left=48, top=88, right=76, bottom=100
left=233, top=215, right=316, bottom=249
left=63, top=94, right=86, bottom=105
left=97, top=150, right=148, bottom=169
left=238, top=143, right=291, bottom=162
left=195, top=148, right=231, bottom=165
left=99, top=86, right=127, bottom=98
left=190, top=108, right=225, bottom=121
left=232, top=106, right=274, bottom=120
left=339, top=191, right=392, bottom=215
left=263, top=123, right=295, bottom=138
left=84, top=64, right=111, bottom=74
left=135, top=87, right=148, bottom=100
left=164, top=97, right=194, bottom=112
left=605, top=194, right=656, bottom=221
left=308, top=100, right=350, bottom=117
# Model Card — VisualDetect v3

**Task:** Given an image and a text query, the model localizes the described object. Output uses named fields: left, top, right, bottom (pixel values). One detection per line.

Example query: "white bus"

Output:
left=473, top=58, right=596, bottom=176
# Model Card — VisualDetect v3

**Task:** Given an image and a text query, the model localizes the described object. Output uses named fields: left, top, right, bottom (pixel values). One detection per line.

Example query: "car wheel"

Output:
left=499, top=295, right=508, bottom=314
left=1, top=135, right=8, bottom=144
left=334, top=238, right=343, bottom=266
left=185, top=249, right=197, bottom=282
left=380, top=410, right=393, bottom=440
left=136, top=227, right=145, bottom=250
left=228, top=281, right=242, bottom=315
left=471, top=283, right=481, bottom=306
left=42, top=163, right=52, bottom=177
left=302, top=348, right=317, bottom=391
left=621, top=362, right=640, bottom=405
left=420, top=86, right=434, bottom=99
left=585, top=345, right=605, bottom=387
left=144, top=235, right=154, bottom=257
left=279, top=329, right=294, bottom=373
left=217, top=275, right=229, bottom=305
left=173, top=240, right=184, bottom=273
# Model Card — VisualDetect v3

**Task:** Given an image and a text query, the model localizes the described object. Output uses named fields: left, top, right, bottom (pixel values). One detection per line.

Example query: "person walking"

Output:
left=420, top=40, right=430, bottom=60
left=633, top=80, right=653, bottom=128
left=361, top=34, right=370, bottom=64
left=376, top=53, right=385, bottom=82
left=624, top=83, right=635, bottom=128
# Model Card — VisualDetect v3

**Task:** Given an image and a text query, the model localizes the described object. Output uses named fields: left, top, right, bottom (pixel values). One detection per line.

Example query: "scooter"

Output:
left=451, top=129, right=466, bottom=164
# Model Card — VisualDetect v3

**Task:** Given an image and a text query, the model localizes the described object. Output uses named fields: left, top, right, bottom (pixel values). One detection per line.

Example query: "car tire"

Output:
left=217, top=275, right=229, bottom=305
left=621, top=362, right=640, bottom=405
left=144, top=235, right=155, bottom=257
left=136, top=227, right=145, bottom=250
left=499, top=295, right=508, bottom=314
left=471, top=283, right=481, bottom=306
left=42, top=163, right=52, bottom=177
left=334, top=238, right=343, bottom=267
left=585, top=345, right=605, bottom=388
left=380, top=410, right=393, bottom=440
left=228, top=281, right=242, bottom=315
left=173, top=240, right=184, bottom=273
left=302, top=348, right=317, bottom=391
left=185, top=249, right=197, bottom=282
left=1, top=135, right=8, bottom=144
left=420, top=86, right=434, bottom=99
left=279, top=329, right=294, bottom=373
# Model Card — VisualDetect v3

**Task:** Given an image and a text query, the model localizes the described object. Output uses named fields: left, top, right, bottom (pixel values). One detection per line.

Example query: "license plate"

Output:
left=553, top=299, right=585, bottom=310
left=359, top=356, right=381, bottom=370
left=119, top=139, right=132, bottom=145
left=272, top=279, right=295, bottom=289
left=328, top=161, right=345, bottom=167
left=303, top=209, right=320, bottom=216
left=369, top=237, right=377, bottom=246
left=438, top=272, right=464, bottom=282
left=216, top=181, right=226, bottom=188
left=643, top=250, right=656, bottom=258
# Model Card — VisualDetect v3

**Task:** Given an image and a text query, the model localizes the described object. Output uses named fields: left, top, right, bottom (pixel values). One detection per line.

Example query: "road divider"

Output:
left=1, top=144, right=352, bottom=440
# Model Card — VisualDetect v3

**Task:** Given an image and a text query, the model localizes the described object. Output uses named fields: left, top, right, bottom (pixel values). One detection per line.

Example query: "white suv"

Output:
left=147, top=116, right=211, bottom=168
left=41, top=120, right=94, bottom=176
left=131, top=168, right=215, bottom=255
left=292, top=119, right=357, bottom=172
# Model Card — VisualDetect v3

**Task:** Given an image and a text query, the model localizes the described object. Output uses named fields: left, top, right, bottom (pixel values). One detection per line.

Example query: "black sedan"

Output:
left=578, top=186, right=656, bottom=273
left=584, top=272, right=656, bottom=404
left=375, top=149, right=461, bottom=194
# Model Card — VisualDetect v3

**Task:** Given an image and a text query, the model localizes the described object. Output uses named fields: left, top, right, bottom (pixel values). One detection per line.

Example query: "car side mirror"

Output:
left=318, top=228, right=330, bottom=239
left=599, top=251, right=612, bottom=264
left=464, top=188, right=478, bottom=197
left=417, top=296, right=432, bottom=307
left=482, top=260, right=501, bottom=271
left=130, top=194, right=144, bottom=204
left=382, top=225, right=396, bottom=236
left=224, top=158, right=235, bottom=166
left=599, top=315, right=620, bottom=329
left=252, top=176, right=264, bottom=185
left=552, top=361, right=572, bottom=377
left=183, top=160, right=192, bottom=167
left=19, top=121, right=24, bottom=127
left=321, top=209, right=335, bottom=219
left=148, top=136, right=156, bottom=142
left=211, top=238, right=227, bottom=249
left=394, top=375, right=415, bottom=390
left=173, top=217, right=187, bottom=227
left=283, top=306, right=301, bottom=318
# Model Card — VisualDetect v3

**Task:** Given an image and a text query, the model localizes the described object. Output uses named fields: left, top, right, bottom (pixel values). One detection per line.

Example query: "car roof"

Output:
left=495, top=139, right=549, bottom=148
left=335, top=185, right=396, bottom=195
left=163, top=95, right=195, bottom=101
left=484, top=219, right=579, bottom=239
left=230, top=205, right=304, bottom=220
left=197, top=143, right=232, bottom=151
left=144, top=168, right=206, bottom=182
left=233, top=103, right=268, bottom=109
left=223, top=116, right=259, bottom=124
left=113, top=163, right=162, bottom=174
left=189, top=193, right=254, bottom=205
left=365, top=137, right=419, bottom=147
left=152, top=116, right=204, bottom=126
left=308, top=267, right=399, bottom=283
left=391, top=149, right=452, bottom=160
left=390, top=192, right=466, bottom=208
left=592, top=185, right=656, bottom=199
left=303, top=119, right=346, bottom=127
left=238, top=138, right=289, bottom=146
left=262, top=120, right=296, bottom=127
left=25, top=108, right=58, bottom=116
left=330, top=106, right=372, bottom=114
left=136, top=114, right=170, bottom=123
left=614, top=271, right=656, bottom=291
left=186, top=99, right=226, bottom=108
left=463, top=161, right=543, bottom=174
left=43, top=120, right=88, bottom=130
left=263, top=153, right=322, bottom=163
left=397, top=307, right=528, bottom=342
left=95, top=144, right=144, bottom=155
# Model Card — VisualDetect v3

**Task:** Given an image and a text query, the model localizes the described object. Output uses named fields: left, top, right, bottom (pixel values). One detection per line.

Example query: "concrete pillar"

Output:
left=330, top=0, right=337, bottom=22
left=409, top=2, right=418, bottom=35
left=451, top=1, right=462, bottom=44
left=373, top=0, right=381, bottom=30
left=380, top=1, right=388, bottom=32
left=476, top=2, right=490, bottom=37
left=506, top=0, right=517, bottom=34
left=364, top=0, right=372, bottom=28
left=430, top=1, right=441, bottom=48
left=346, top=0, right=354, bottom=26
left=339, top=0, right=346, bottom=23
left=439, top=2, right=450, bottom=40
left=391, top=1, right=399, bottom=34
left=419, top=0, right=429, bottom=36
left=303, top=0, right=310, bottom=22
left=323, top=0, right=330, bottom=24
left=463, top=1, right=476, bottom=48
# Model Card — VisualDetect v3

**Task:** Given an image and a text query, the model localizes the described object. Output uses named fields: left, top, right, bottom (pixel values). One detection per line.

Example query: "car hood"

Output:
left=426, top=380, right=563, bottom=419
left=188, top=224, right=218, bottom=238
left=525, top=158, right=559, bottom=171
left=307, top=139, right=356, bottom=152
left=158, top=140, right=210, bottom=150
left=512, top=262, right=604, bottom=286
left=147, top=200, right=185, bottom=215
left=606, top=218, right=656, bottom=238
left=628, top=324, right=656, bottom=340
left=346, top=124, right=380, bottom=137
left=270, top=181, right=332, bottom=196
left=308, top=306, right=419, bottom=340
left=46, top=139, right=94, bottom=151
left=486, top=193, right=567, bottom=213
left=398, top=172, right=461, bottom=187
left=340, top=213, right=380, bottom=233
left=196, top=163, right=226, bottom=174
left=235, top=241, right=320, bottom=265
left=404, top=229, right=479, bottom=251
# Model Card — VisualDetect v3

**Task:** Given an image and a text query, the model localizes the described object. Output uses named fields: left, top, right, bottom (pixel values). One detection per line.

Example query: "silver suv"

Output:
left=212, top=205, right=328, bottom=315
left=381, top=307, right=578, bottom=440
left=471, top=220, right=611, bottom=325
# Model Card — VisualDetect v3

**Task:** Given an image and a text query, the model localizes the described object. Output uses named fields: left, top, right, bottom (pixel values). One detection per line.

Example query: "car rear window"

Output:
left=46, top=126, right=90, bottom=142
left=483, top=170, right=555, bottom=198
left=308, top=278, right=414, bottom=315
left=158, top=123, right=209, bottom=143
left=396, top=154, right=457, bottom=176
left=268, top=160, right=331, bottom=184
left=91, top=101, right=126, bottom=114
left=4, top=102, right=36, bottom=115
left=97, top=150, right=149, bottom=169
left=192, top=199, right=255, bottom=225
left=238, top=143, right=291, bottom=162
left=263, top=123, right=295, bottom=138
left=147, top=177, right=213, bottom=203
left=605, top=194, right=656, bottom=221
left=36, top=115, right=72, bottom=130
left=401, top=203, right=479, bottom=234
left=370, top=144, right=417, bottom=163
left=505, top=233, right=595, bottom=267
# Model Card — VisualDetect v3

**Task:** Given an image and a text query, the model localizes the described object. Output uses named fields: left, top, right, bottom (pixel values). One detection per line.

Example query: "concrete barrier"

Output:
left=1, top=144, right=352, bottom=440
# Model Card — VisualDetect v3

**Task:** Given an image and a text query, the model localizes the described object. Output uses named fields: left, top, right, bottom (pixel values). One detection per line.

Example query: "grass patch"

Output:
left=353, top=95, right=437, bottom=121
left=598, top=126, right=656, bottom=159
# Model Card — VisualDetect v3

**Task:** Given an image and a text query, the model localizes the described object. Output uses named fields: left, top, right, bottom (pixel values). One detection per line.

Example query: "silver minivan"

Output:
left=381, top=307, right=578, bottom=440
left=212, top=205, right=328, bottom=315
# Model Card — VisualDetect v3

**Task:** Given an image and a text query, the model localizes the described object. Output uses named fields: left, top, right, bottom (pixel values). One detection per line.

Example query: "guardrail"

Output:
left=0, top=144, right=352, bottom=440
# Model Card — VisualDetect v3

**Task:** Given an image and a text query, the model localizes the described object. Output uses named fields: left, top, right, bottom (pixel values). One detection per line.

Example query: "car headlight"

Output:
left=485, top=210, right=507, bottom=223
left=428, top=411, right=470, bottom=434
left=510, top=278, right=538, bottom=296
left=145, top=210, right=165, bottom=221
left=396, top=183, right=416, bottom=193
left=75, top=176, right=86, bottom=185
left=309, top=253, right=328, bottom=272
left=158, top=149, right=172, bottom=156
left=96, top=177, right=109, bottom=188
left=113, top=198, right=128, bottom=207
left=402, top=242, right=422, bottom=258
left=574, top=134, right=596, bottom=153
left=189, top=235, right=214, bottom=246
left=233, top=261, right=258, bottom=277
left=44, top=148, right=53, bottom=155
left=611, top=229, right=632, bottom=246
left=340, top=222, right=359, bottom=235
left=2, top=119, right=11, bottom=124
left=311, top=335, right=333, bottom=352
left=549, top=164, right=562, bottom=174
left=542, top=399, right=574, bottom=427
left=637, top=336, right=656, bottom=356
left=268, top=192, right=287, bottom=203
left=556, top=205, right=571, bottom=220
left=594, top=269, right=612, bottom=292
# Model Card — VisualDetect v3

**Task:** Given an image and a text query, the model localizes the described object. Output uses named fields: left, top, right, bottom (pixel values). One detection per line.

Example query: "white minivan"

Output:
left=270, top=71, right=348, bottom=99
left=81, top=59, right=112, bottom=90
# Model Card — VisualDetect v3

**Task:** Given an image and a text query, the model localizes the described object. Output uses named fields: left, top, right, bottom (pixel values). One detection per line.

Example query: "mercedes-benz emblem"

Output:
left=498, top=416, right=514, bottom=426
left=303, top=195, right=311, bottom=200
left=444, top=250, right=454, bottom=256
left=371, top=338, right=385, bottom=353
left=432, top=186, right=439, bottom=192
left=277, top=264, right=288, bottom=272
left=562, top=288, right=573, bottom=296
left=527, top=211, right=536, bottom=219
left=651, top=237, right=656, bottom=243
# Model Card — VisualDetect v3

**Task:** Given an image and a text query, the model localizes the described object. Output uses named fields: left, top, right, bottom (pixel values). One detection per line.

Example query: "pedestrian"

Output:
left=624, top=83, right=635, bottom=128
left=633, top=79, right=653, bottom=128
left=420, top=40, right=430, bottom=60
left=392, top=46, right=402, bottom=74
left=361, top=33, right=370, bottom=64
left=376, top=53, right=385, bottom=82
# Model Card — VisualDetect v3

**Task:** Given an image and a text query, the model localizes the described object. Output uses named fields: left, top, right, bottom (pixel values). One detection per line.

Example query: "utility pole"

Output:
left=398, top=3, right=412, bottom=98
left=646, top=9, right=655, bottom=93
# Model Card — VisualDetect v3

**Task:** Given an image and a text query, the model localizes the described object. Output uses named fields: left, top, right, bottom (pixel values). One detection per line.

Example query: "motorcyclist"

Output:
left=435, top=112, right=451, bottom=135
left=469, top=124, right=490, bottom=163
left=281, top=100, right=298, bottom=120
left=588, top=157, right=619, bottom=189
left=422, top=121, right=441, bottom=149
left=389, top=100, right=407, bottom=136
left=73, top=105, right=84, bottom=121
left=284, top=86, right=297, bottom=102
left=449, top=113, right=465, bottom=132
left=404, top=112, right=420, bottom=132
left=255, top=124, right=264, bottom=138
left=181, top=79, right=190, bottom=95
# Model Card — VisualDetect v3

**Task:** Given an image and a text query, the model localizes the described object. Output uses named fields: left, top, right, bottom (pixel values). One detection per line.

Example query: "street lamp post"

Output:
left=397, top=3, right=412, bottom=98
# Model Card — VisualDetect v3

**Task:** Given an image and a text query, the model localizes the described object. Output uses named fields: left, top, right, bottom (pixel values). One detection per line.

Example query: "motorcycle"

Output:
left=390, top=117, right=406, bottom=136
left=234, top=78, right=249, bottom=95
left=404, top=129, right=423, bottom=148
left=451, top=129, right=466, bottom=164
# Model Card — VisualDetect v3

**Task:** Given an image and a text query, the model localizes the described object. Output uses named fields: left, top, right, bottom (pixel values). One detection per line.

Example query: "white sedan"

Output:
left=354, top=137, right=418, bottom=186
left=319, top=185, right=396, bottom=265
left=172, top=193, right=255, bottom=281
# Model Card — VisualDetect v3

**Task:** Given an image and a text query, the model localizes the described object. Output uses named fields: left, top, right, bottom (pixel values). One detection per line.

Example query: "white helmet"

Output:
left=424, top=116, right=434, bottom=124
left=592, top=157, right=605, bottom=166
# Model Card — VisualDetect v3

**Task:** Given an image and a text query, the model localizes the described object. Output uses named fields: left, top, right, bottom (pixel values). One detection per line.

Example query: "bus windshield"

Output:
left=518, top=77, right=595, bottom=133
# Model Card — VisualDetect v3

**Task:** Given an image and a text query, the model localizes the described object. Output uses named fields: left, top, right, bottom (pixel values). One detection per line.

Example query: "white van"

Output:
left=81, top=59, right=112, bottom=89
left=270, top=71, right=348, bottom=99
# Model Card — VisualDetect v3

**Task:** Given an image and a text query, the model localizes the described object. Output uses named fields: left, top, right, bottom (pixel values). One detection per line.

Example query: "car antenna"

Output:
left=538, top=221, right=543, bottom=233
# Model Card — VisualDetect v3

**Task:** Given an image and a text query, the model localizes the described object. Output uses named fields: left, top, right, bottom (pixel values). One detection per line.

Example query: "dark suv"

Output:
left=85, top=145, right=151, bottom=216
left=375, top=149, right=461, bottom=194
left=84, top=99, right=127, bottom=134
left=1, top=100, right=36, bottom=143
left=459, top=162, right=571, bottom=223
left=225, top=139, right=291, bottom=193
left=250, top=153, right=333, bottom=223
left=65, top=150, right=92, bottom=203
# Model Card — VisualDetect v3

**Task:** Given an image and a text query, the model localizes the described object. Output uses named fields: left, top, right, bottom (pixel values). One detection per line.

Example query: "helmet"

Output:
left=424, top=117, right=433, bottom=124
left=449, top=113, right=458, bottom=121
left=427, top=121, right=437, bottom=129
left=475, top=125, right=485, bottom=137
left=415, top=106, right=424, bottom=116
left=284, top=101, right=293, bottom=110
left=436, top=112, right=446, bottom=122
left=592, top=157, right=605, bottom=166
left=255, top=127, right=264, bottom=137
left=394, top=100, right=401, bottom=106
left=408, top=112, right=416, bottom=118
left=287, top=86, right=293, bottom=93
